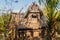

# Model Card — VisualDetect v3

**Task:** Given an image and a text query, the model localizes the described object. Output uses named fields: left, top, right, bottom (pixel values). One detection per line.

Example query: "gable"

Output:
left=28, top=2, right=40, bottom=12
left=24, top=2, right=42, bottom=18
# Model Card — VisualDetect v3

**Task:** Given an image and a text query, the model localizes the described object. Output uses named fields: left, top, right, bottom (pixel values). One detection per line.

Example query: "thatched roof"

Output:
left=24, top=2, right=43, bottom=18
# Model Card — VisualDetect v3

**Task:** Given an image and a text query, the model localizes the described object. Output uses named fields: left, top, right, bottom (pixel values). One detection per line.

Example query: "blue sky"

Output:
left=0, top=0, right=42, bottom=13
left=0, top=0, right=60, bottom=14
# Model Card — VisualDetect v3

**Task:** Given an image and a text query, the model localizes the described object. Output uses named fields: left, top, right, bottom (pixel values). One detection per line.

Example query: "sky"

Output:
left=0, top=0, right=43, bottom=13
left=0, top=0, right=60, bottom=15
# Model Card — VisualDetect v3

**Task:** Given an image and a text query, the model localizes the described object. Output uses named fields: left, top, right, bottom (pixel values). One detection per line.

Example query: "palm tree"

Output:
left=39, top=0, right=60, bottom=40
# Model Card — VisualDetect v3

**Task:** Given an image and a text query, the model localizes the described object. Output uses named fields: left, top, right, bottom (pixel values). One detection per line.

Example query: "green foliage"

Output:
left=39, top=0, right=60, bottom=30
left=0, top=13, right=10, bottom=32
left=39, top=0, right=60, bottom=39
left=2, top=13, right=10, bottom=27
left=57, top=13, right=60, bottom=21
left=0, top=16, right=5, bottom=32
left=0, top=16, right=4, bottom=25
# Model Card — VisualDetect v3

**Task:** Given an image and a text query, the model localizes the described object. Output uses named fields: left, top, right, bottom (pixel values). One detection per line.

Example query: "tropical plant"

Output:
left=39, top=0, right=60, bottom=40
left=0, top=13, right=10, bottom=40
left=0, top=16, right=5, bottom=32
